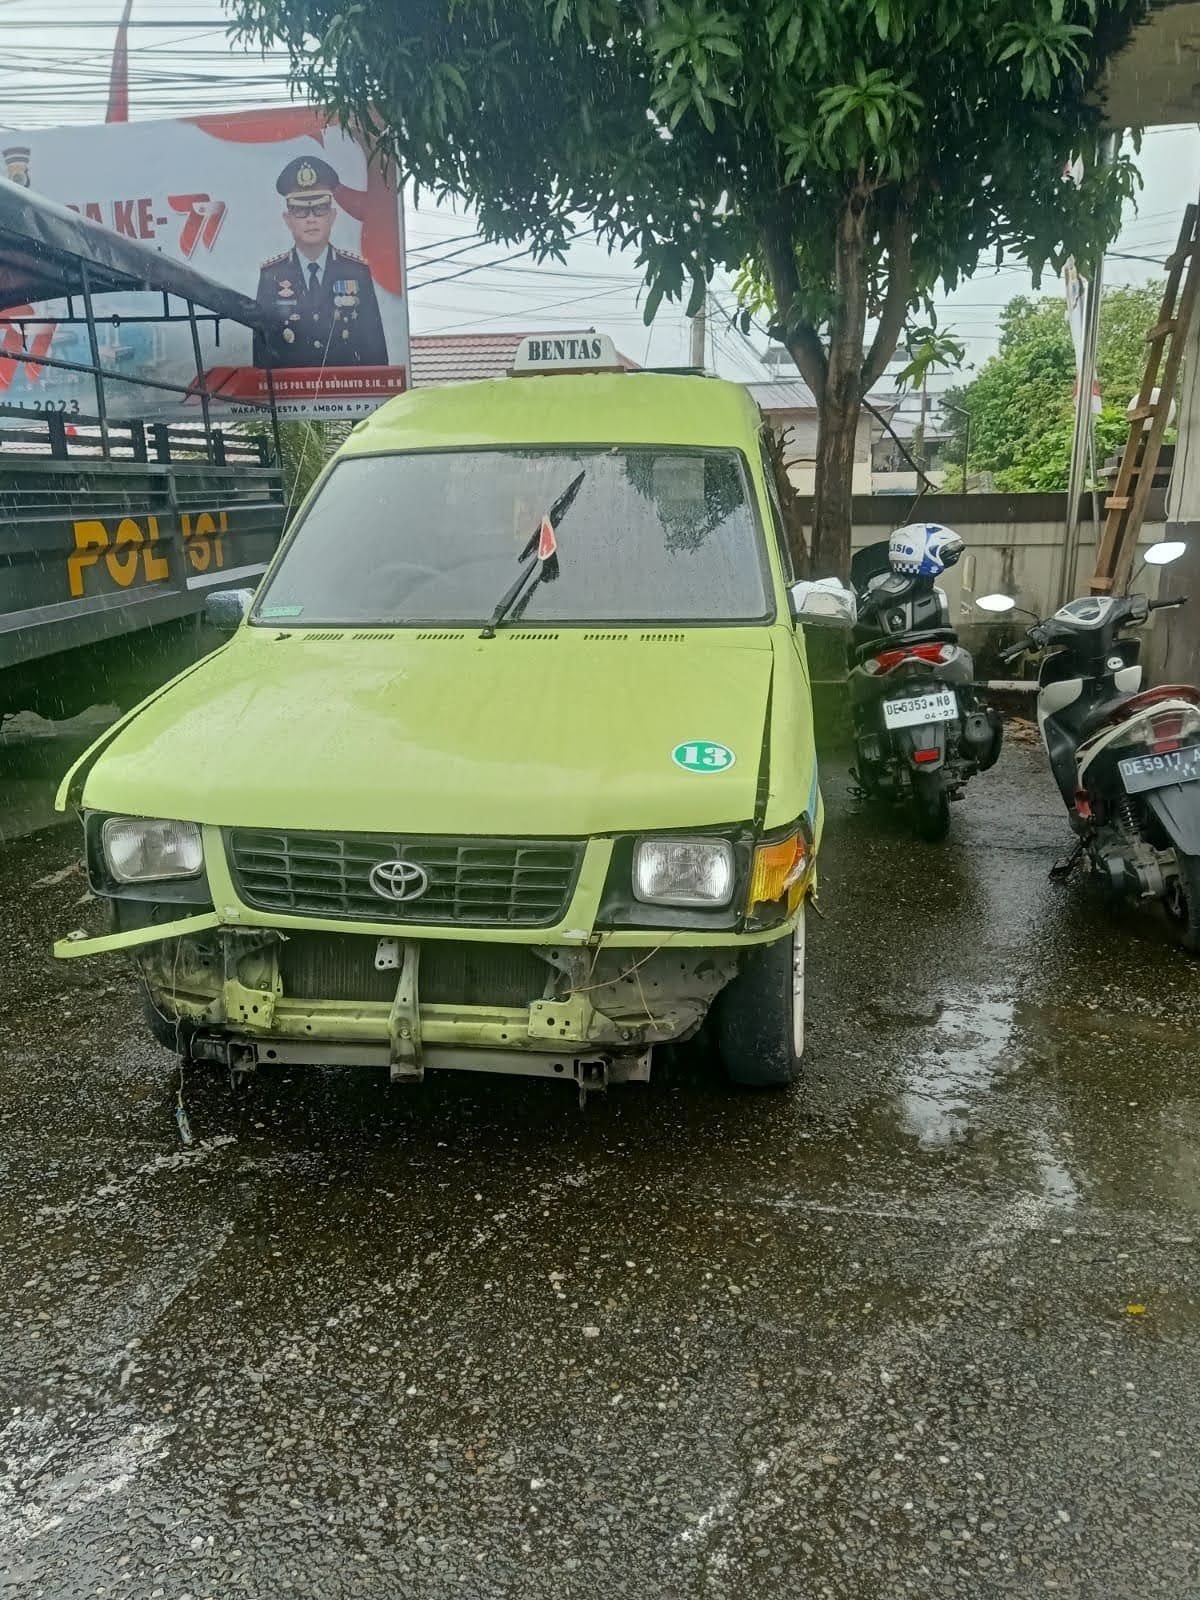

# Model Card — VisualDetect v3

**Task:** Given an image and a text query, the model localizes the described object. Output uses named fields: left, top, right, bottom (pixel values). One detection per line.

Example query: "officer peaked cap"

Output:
left=277, top=156, right=340, bottom=198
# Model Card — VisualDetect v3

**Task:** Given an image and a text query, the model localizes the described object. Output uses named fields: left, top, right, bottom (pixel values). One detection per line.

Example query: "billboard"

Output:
left=1, top=108, right=408, bottom=420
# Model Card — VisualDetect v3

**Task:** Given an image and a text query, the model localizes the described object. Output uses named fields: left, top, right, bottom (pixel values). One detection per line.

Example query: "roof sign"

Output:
left=511, top=333, right=623, bottom=375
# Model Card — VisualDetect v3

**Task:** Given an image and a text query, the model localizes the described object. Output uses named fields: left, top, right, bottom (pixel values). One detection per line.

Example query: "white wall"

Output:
left=766, top=408, right=874, bottom=496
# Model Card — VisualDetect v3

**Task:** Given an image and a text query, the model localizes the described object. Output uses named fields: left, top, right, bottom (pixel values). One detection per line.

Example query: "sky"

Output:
left=2, top=0, right=1197, bottom=391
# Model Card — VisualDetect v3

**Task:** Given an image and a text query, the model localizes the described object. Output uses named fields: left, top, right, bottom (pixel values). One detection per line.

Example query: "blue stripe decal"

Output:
left=806, top=762, right=820, bottom=820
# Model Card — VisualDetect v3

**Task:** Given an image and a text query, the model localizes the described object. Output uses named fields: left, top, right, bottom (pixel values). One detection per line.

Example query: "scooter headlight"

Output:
left=633, top=838, right=734, bottom=907
left=101, top=817, right=204, bottom=883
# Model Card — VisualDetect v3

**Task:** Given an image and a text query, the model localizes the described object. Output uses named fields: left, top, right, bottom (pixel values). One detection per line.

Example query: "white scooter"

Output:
left=981, top=542, right=1200, bottom=950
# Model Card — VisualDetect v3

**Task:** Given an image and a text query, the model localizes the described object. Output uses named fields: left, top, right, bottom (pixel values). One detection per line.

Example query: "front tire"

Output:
left=910, top=769, right=950, bottom=842
left=714, top=912, right=805, bottom=1089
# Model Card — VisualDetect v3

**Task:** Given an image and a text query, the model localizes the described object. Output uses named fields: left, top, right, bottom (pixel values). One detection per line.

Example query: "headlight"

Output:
left=101, top=817, right=203, bottom=883
left=633, top=837, right=734, bottom=907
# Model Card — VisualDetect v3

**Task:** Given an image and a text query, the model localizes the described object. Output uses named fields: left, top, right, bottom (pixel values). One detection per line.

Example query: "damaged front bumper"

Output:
left=64, top=919, right=746, bottom=1089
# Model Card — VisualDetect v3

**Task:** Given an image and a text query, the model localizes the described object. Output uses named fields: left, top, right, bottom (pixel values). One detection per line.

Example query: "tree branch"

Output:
left=861, top=396, right=936, bottom=496
left=758, top=217, right=827, bottom=404
left=860, top=199, right=914, bottom=394
left=781, top=323, right=828, bottom=403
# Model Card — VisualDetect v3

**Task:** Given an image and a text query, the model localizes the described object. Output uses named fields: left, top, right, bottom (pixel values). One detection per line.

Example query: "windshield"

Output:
left=253, top=447, right=773, bottom=628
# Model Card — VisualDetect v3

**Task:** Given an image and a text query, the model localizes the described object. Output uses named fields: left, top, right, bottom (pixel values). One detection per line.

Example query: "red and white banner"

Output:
left=1, top=108, right=408, bottom=420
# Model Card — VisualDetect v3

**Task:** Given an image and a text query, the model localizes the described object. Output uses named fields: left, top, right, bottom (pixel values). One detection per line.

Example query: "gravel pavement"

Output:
left=3, top=743, right=1200, bottom=1598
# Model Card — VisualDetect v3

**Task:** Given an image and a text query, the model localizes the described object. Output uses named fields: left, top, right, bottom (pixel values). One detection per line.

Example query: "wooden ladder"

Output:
left=1089, top=202, right=1200, bottom=595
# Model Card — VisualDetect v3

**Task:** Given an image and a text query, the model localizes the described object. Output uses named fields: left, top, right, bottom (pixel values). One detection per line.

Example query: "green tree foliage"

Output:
left=229, top=0, right=1142, bottom=574
left=942, top=284, right=1166, bottom=492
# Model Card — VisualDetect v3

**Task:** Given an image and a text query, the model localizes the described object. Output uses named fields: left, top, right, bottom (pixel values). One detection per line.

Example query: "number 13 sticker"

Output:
left=672, top=741, right=736, bottom=773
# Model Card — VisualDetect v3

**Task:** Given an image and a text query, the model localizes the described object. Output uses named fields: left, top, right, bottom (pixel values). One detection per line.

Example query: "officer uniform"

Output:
left=252, top=157, right=389, bottom=370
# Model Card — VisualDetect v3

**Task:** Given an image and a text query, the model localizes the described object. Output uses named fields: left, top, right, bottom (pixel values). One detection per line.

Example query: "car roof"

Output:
left=341, top=372, right=765, bottom=455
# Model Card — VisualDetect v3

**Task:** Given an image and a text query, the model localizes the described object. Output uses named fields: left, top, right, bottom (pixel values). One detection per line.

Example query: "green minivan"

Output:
left=55, top=336, right=851, bottom=1097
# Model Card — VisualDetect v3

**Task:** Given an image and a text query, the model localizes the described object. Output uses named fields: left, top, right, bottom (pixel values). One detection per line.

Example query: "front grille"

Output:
left=227, top=829, right=582, bottom=927
left=277, top=933, right=552, bottom=1006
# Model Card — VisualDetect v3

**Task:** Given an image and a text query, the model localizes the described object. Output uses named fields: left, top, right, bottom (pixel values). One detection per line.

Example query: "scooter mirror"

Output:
left=1143, top=540, right=1187, bottom=567
left=975, top=593, right=1017, bottom=613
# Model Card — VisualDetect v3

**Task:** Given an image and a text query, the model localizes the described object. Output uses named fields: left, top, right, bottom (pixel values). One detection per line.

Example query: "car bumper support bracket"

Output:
left=388, top=941, right=423, bottom=1083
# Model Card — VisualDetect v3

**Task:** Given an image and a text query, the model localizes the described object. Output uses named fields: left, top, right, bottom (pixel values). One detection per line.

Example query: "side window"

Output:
left=759, top=433, right=796, bottom=582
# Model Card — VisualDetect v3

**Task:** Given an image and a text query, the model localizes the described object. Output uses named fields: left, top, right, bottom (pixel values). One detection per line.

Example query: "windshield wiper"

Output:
left=479, top=470, right=586, bottom=638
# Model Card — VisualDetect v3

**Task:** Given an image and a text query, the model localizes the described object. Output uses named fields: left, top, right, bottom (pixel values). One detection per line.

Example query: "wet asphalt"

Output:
left=3, top=739, right=1200, bottom=1598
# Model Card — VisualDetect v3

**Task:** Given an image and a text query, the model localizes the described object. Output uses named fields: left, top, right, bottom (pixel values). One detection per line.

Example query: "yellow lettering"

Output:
left=67, top=520, right=108, bottom=598
left=185, top=520, right=210, bottom=571
left=106, top=517, right=142, bottom=588
left=142, top=514, right=169, bottom=583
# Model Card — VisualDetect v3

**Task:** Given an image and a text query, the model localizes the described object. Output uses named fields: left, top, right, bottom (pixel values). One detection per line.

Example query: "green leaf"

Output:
left=692, top=80, right=716, bottom=132
left=643, top=282, right=665, bottom=326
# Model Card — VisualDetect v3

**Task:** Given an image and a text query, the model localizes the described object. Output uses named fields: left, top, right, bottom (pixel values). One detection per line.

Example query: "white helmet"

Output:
left=888, top=522, right=964, bottom=578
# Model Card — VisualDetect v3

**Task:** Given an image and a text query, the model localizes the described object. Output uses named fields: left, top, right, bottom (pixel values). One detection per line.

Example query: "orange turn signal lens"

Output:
left=748, top=831, right=811, bottom=910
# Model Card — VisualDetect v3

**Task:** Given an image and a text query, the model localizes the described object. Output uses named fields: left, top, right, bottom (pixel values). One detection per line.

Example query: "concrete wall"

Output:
left=794, top=491, right=1170, bottom=652
left=1146, top=286, right=1200, bottom=685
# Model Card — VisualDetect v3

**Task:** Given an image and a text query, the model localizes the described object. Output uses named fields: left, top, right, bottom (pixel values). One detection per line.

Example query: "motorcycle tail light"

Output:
left=1110, top=704, right=1200, bottom=755
left=1150, top=709, right=1191, bottom=753
left=912, top=748, right=941, bottom=764
left=865, top=642, right=955, bottom=676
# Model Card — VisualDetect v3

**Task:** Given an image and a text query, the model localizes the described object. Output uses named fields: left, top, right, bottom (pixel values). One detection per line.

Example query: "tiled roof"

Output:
left=410, top=329, right=638, bottom=385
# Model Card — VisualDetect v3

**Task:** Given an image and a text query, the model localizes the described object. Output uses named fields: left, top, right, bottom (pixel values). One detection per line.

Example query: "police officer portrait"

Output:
left=252, top=156, right=389, bottom=370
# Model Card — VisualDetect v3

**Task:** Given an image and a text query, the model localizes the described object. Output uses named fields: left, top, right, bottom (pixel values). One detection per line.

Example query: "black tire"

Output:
left=714, top=918, right=803, bottom=1089
left=1167, top=854, right=1200, bottom=955
left=910, top=769, right=950, bottom=842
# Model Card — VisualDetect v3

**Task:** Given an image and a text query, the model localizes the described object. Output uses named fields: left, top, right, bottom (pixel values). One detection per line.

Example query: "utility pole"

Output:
left=690, top=298, right=707, bottom=371
left=912, top=370, right=929, bottom=476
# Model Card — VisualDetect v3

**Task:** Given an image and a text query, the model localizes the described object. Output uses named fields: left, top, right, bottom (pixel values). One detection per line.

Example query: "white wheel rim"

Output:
left=792, top=906, right=806, bottom=1059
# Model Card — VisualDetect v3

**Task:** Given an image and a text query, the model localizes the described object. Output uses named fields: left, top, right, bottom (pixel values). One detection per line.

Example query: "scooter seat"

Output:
left=1078, top=683, right=1200, bottom=740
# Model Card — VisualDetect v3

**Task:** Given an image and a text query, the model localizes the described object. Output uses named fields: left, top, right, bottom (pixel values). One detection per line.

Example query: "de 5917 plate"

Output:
left=1118, top=744, right=1200, bottom=793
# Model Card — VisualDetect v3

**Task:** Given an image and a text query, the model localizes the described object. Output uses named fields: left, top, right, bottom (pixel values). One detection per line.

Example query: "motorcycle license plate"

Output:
left=1118, top=744, right=1200, bottom=793
left=881, top=689, right=958, bottom=730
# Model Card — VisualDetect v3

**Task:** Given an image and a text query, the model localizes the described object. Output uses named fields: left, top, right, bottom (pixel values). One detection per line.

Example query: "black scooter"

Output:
left=848, top=540, right=1002, bottom=841
left=994, top=587, right=1200, bottom=950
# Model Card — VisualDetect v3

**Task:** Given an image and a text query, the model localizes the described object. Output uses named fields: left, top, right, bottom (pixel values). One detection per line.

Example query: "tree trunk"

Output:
left=808, top=188, right=871, bottom=578
left=760, top=188, right=913, bottom=579
left=810, top=392, right=861, bottom=577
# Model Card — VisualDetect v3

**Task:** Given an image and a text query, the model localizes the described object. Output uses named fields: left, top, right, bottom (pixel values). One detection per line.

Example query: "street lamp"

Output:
left=940, top=400, right=971, bottom=492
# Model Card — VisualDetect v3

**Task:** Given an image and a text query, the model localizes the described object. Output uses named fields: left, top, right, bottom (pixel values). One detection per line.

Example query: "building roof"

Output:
left=411, top=329, right=638, bottom=386
left=745, top=379, right=819, bottom=412
left=748, top=378, right=900, bottom=417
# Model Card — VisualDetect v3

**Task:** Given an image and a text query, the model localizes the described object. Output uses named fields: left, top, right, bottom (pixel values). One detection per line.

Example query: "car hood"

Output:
left=81, top=628, right=776, bottom=836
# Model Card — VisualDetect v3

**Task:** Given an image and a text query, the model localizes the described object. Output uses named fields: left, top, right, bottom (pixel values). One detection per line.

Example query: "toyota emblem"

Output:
left=368, top=859, right=430, bottom=903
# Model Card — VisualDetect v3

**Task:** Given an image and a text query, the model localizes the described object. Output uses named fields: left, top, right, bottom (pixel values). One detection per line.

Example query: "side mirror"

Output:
left=1144, top=540, right=1187, bottom=567
left=205, top=588, right=255, bottom=634
left=788, top=577, right=857, bottom=629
